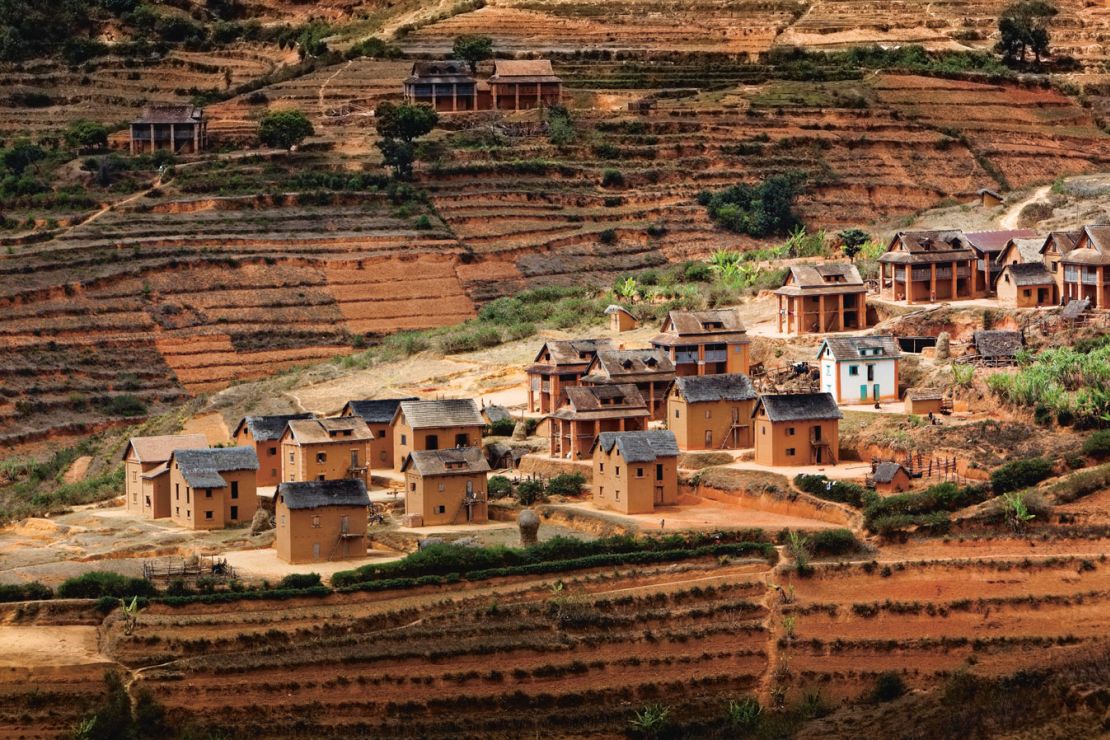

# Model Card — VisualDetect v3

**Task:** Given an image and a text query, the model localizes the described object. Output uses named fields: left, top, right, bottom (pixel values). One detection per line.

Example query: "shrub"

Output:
left=794, top=474, right=865, bottom=507
left=57, top=571, right=156, bottom=599
left=807, top=529, right=859, bottom=556
left=545, top=473, right=586, bottom=496
left=259, top=110, right=315, bottom=149
left=278, top=573, right=322, bottom=590
left=598, top=228, right=617, bottom=245
left=870, top=671, right=906, bottom=702
left=601, top=168, right=624, bottom=187
left=64, top=119, right=108, bottom=151
left=701, top=172, right=804, bottom=238
left=1081, top=430, right=1110, bottom=459
left=487, top=475, right=512, bottom=499
left=990, top=457, right=1053, bottom=494
left=97, top=394, right=148, bottom=417
left=0, top=581, right=52, bottom=602
left=683, top=261, right=712, bottom=282
left=487, top=418, right=516, bottom=436
left=516, top=479, right=544, bottom=505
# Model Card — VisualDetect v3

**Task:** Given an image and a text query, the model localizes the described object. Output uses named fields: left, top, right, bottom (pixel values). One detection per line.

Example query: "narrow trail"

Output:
left=1000, top=184, right=1051, bottom=230
left=756, top=547, right=786, bottom=707
left=319, top=59, right=353, bottom=114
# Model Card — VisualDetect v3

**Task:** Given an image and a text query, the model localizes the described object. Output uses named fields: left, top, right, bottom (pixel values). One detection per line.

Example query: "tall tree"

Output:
left=838, top=228, right=869, bottom=262
left=452, top=35, right=493, bottom=71
left=997, top=1, right=1058, bottom=64
left=258, top=110, right=314, bottom=150
left=375, top=102, right=438, bottom=180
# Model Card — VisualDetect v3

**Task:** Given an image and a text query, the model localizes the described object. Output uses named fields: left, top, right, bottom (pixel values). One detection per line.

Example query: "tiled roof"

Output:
left=405, top=60, right=474, bottom=83
left=490, top=59, right=560, bottom=81
left=235, top=414, right=315, bottom=442
left=399, top=399, right=484, bottom=429
left=996, top=237, right=1044, bottom=265
left=586, top=349, right=675, bottom=380
left=1039, top=230, right=1081, bottom=257
left=818, top=335, right=901, bottom=362
left=881, top=231, right=975, bottom=263
left=551, top=385, right=649, bottom=421
left=594, top=430, right=678, bottom=462
left=401, top=447, right=490, bottom=476
left=343, top=398, right=416, bottom=424
left=531, top=338, right=615, bottom=367
left=660, top=309, right=746, bottom=335
left=172, top=447, right=258, bottom=489
left=483, top=405, right=513, bottom=423
left=963, top=229, right=1037, bottom=253
left=673, top=373, right=757, bottom=403
left=285, top=417, right=373, bottom=444
left=122, top=434, right=208, bottom=463
left=755, top=393, right=843, bottom=422
left=278, top=479, right=369, bottom=510
left=973, top=330, right=1023, bottom=359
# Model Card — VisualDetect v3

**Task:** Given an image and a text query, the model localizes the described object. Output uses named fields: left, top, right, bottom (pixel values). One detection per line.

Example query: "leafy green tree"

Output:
left=838, top=228, right=870, bottom=262
left=700, top=172, right=804, bottom=238
left=1, top=139, right=45, bottom=175
left=997, top=1, right=1058, bottom=64
left=258, top=109, right=314, bottom=149
left=64, top=120, right=108, bottom=152
left=375, top=102, right=438, bottom=180
left=452, top=35, right=493, bottom=71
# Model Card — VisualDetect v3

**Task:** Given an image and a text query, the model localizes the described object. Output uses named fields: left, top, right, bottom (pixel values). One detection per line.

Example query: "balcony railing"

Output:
left=704, top=350, right=727, bottom=363
left=674, top=351, right=699, bottom=364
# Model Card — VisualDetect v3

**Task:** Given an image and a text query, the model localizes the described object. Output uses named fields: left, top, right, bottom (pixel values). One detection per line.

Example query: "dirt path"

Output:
left=318, top=59, right=353, bottom=113
left=377, top=0, right=458, bottom=39
left=1000, top=184, right=1050, bottom=229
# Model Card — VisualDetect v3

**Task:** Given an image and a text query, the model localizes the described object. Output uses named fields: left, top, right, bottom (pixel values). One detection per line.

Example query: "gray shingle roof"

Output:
left=673, top=373, right=757, bottom=403
left=401, top=447, right=491, bottom=476
left=278, top=479, right=369, bottom=510
left=531, top=338, right=615, bottom=367
left=1001, top=262, right=1054, bottom=287
left=285, top=417, right=373, bottom=444
left=236, top=414, right=315, bottom=442
left=818, top=335, right=901, bottom=362
left=173, top=447, right=258, bottom=489
left=483, top=405, right=512, bottom=423
left=873, top=461, right=908, bottom=484
left=594, top=430, right=678, bottom=462
left=134, top=105, right=204, bottom=124
left=974, top=330, right=1023, bottom=359
left=343, top=398, right=417, bottom=424
left=755, top=393, right=843, bottom=422
left=586, top=349, right=675, bottom=380
left=399, top=399, right=484, bottom=429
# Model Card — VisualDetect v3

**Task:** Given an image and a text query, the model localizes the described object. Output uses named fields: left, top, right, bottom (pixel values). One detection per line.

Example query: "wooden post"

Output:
left=818, top=294, right=825, bottom=333
left=130, top=125, right=136, bottom=155
left=169, top=123, right=175, bottom=154
left=515, top=84, right=520, bottom=110
left=857, top=292, right=866, bottom=329
left=929, top=263, right=937, bottom=302
left=697, top=343, right=705, bottom=375
left=149, top=123, right=155, bottom=153
left=1099, top=266, right=1106, bottom=309
left=452, top=83, right=458, bottom=112
left=535, top=81, right=541, bottom=107
left=905, top=265, right=913, bottom=304
left=837, top=293, right=845, bottom=331
left=777, top=294, right=783, bottom=334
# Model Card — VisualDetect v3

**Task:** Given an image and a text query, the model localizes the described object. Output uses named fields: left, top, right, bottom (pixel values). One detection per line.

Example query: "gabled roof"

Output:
left=397, top=399, right=484, bottom=429
left=1000, top=262, right=1054, bottom=287
left=489, top=59, right=560, bottom=83
left=753, top=393, right=843, bottom=422
left=405, top=60, right=475, bottom=84
left=996, top=237, right=1046, bottom=265
left=277, top=479, right=369, bottom=510
left=659, top=309, right=746, bottom=336
left=234, top=413, right=316, bottom=442
left=593, top=430, right=678, bottom=462
left=873, top=461, right=909, bottom=484
left=1061, top=298, right=1090, bottom=319
left=401, top=447, right=490, bottom=476
left=1063, top=224, right=1110, bottom=266
left=776, top=263, right=865, bottom=296
left=880, top=231, right=975, bottom=264
left=483, top=405, right=513, bottom=423
left=171, top=447, right=258, bottom=489
left=342, top=398, right=417, bottom=424
left=133, top=105, right=204, bottom=124
left=284, top=417, right=373, bottom=444
left=530, top=338, right=615, bottom=368
left=963, top=229, right=1037, bottom=254
left=673, top=373, right=757, bottom=403
left=906, top=389, right=945, bottom=401
left=973, top=330, right=1023, bottom=359
left=122, top=434, right=208, bottom=463
left=551, top=384, right=648, bottom=421
left=818, top=335, right=901, bottom=362
left=583, top=349, right=675, bottom=382
left=1039, top=230, right=1081, bottom=257
left=978, top=188, right=1003, bottom=200
left=605, top=304, right=637, bottom=318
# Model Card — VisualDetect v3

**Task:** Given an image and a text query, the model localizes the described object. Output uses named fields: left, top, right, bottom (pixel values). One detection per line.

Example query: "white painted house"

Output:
left=817, top=336, right=901, bottom=405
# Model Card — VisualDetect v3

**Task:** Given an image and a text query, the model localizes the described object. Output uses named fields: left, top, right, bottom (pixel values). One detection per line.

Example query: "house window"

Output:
left=145, top=496, right=150, bottom=507
left=410, top=482, right=416, bottom=491
left=599, top=463, right=604, bottom=472
left=316, top=452, right=327, bottom=463
left=787, top=427, right=796, bottom=436
left=232, top=481, right=239, bottom=499
left=656, top=464, right=663, bottom=481
left=175, top=484, right=179, bottom=499
left=636, top=467, right=644, bottom=478
left=205, top=511, right=213, bottom=520
left=849, top=366, right=859, bottom=376
left=705, top=430, right=713, bottom=446
left=675, top=409, right=680, bottom=419
left=1023, top=289, right=1031, bottom=297
left=426, top=434, right=439, bottom=450
left=455, top=433, right=469, bottom=447
left=280, top=515, right=286, bottom=526
left=317, top=474, right=325, bottom=481
left=401, top=433, right=407, bottom=445
left=704, top=409, right=711, bottom=419
left=230, top=506, right=238, bottom=520
left=867, top=365, right=875, bottom=382
left=615, top=466, right=620, bottom=477
left=175, top=507, right=179, bottom=516
left=351, top=450, right=359, bottom=468
left=312, top=515, right=321, bottom=528
left=437, top=505, right=445, bottom=514
left=186, top=489, right=191, bottom=503
left=438, top=482, right=446, bottom=492
left=615, top=489, right=620, bottom=501
left=378, top=430, right=386, bottom=438
left=269, top=446, right=277, bottom=455
left=205, top=489, right=212, bottom=498
left=289, top=452, right=294, bottom=463
left=786, top=448, right=796, bottom=456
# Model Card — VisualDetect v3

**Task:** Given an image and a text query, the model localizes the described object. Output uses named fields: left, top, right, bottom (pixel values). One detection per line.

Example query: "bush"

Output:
left=795, top=474, right=865, bottom=507
left=990, top=457, right=1053, bottom=494
left=1081, top=430, right=1110, bottom=459
left=0, top=581, right=52, bottom=602
left=701, top=172, right=804, bottom=238
left=601, top=168, right=624, bottom=187
left=259, top=110, right=315, bottom=149
left=807, top=529, right=859, bottom=556
left=278, top=573, right=322, bottom=590
left=683, top=261, right=712, bottom=282
left=598, top=228, right=617, bottom=245
left=97, top=394, right=148, bottom=417
left=57, top=571, right=156, bottom=599
left=516, top=479, right=544, bottom=506
left=863, top=482, right=990, bottom=534
left=487, top=418, right=516, bottom=436
left=487, top=475, right=512, bottom=499
left=870, top=672, right=906, bottom=702
left=545, top=473, right=586, bottom=496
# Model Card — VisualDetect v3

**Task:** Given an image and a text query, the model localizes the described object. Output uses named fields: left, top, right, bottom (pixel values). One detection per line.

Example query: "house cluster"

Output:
left=403, top=59, right=562, bottom=112
left=878, top=225, right=1110, bottom=310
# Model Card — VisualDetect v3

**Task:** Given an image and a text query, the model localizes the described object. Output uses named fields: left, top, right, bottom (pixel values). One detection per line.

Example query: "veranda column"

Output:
left=929, top=263, right=937, bottom=302
left=857, top=292, right=866, bottom=329
left=1099, top=266, right=1106, bottom=309
left=514, top=84, right=520, bottom=110
left=951, top=261, right=959, bottom=300
left=777, top=295, right=783, bottom=334
left=169, top=123, right=175, bottom=154
left=452, top=83, right=458, bottom=112
left=818, top=294, right=826, bottom=332
left=837, top=293, right=845, bottom=331
left=905, top=265, right=913, bottom=304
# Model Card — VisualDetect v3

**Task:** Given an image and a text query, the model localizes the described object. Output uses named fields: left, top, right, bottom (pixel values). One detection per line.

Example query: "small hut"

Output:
left=977, top=188, right=1004, bottom=208
left=605, top=304, right=638, bottom=333
left=870, top=461, right=912, bottom=493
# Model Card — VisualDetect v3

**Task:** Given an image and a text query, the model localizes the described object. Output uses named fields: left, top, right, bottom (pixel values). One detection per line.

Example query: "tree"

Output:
left=259, top=109, right=314, bottom=149
left=997, top=2, right=1058, bottom=64
left=1, top=139, right=45, bottom=175
left=64, top=120, right=107, bottom=152
left=374, top=102, right=438, bottom=180
left=838, top=228, right=869, bottom=262
left=452, top=35, right=493, bottom=71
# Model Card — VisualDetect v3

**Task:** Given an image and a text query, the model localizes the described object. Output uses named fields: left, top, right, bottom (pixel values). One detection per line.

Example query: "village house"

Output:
left=870, top=461, right=912, bottom=493
left=978, top=188, right=1004, bottom=208
left=340, top=398, right=417, bottom=469
left=280, top=417, right=374, bottom=485
left=488, top=59, right=562, bottom=110
left=605, top=304, right=638, bottom=333
left=581, top=349, right=675, bottom=421
left=274, top=479, right=370, bottom=564
left=650, top=309, right=751, bottom=376
left=752, top=393, right=842, bottom=467
left=1061, top=225, right=1110, bottom=309
left=233, top=413, right=316, bottom=487
left=129, top=105, right=207, bottom=155
left=392, top=399, right=486, bottom=471
left=964, top=229, right=1038, bottom=294
left=526, top=338, right=616, bottom=414
left=817, top=335, right=901, bottom=405
left=547, top=384, right=649, bottom=460
left=775, top=264, right=868, bottom=335
left=1039, top=230, right=1081, bottom=299
left=121, top=434, right=208, bottom=518
left=878, top=231, right=978, bottom=303
left=403, top=60, right=480, bottom=112
left=401, top=447, right=490, bottom=527
left=591, top=430, right=679, bottom=515
left=668, top=373, right=757, bottom=451
left=904, top=389, right=947, bottom=416
left=997, top=263, right=1057, bottom=307
left=168, top=447, right=259, bottom=530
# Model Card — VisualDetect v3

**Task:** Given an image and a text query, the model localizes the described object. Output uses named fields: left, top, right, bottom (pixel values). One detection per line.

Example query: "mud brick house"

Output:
left=997, top=263, right=1057, bottom=307
left=817, top=335, right=901, bottom=405
left=650, top=309, right=751, bottom=377
left=392, top=399, right=486, bottom=471
left=752, top=393, right=842, bottom=467
left=605, top=304, right=638, bottom=333
left=871, top=461, right=912, bottom=493
left=904, top=389, right=947, bottom=415
left=878, top=231, right=978, bottom=303
left=775, top=264, right=868, bottom=335
left=527, top=339, right=616, bottom=414
left=581, top=349, right=675, bottom=421
left=973, top=330, right=1024, bottom=366
left=129, top=105, right=207, bottom=155
left=488, top=60, right=562, bottom=110
left=978, top=188, right=1004, bottom=208
left=1061, top=225, right=1110, bottom=309
left=340, top=398, right=417, bottom=469
left=591, top=430, right=679, bottom=515
left=403, top=60, right=480, bottom=112
left=401, top=447, right=489, bottom=527
left=280, top=417, right=374, bottom=485
left=168, top=447, right=259, bottom=530
left=547, top=384, right=649, bottom=460
left=963, top=229, right=1038, bottom=294
left=121, top=434, right=208, bottom=518
left=233, top=413, right=316, bottom=487
left=668, top=374, right=757, bottom=451
left=274, top=479, right=370, bottom=564
left=1039, top=230, right=1081, bottom=298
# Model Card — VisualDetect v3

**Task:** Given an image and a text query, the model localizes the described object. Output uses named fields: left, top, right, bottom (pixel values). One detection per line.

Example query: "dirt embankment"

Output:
left=692, top=467, right=858, bottom=528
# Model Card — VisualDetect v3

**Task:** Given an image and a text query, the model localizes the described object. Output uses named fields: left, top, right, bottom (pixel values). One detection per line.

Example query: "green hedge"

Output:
left=0, top=581, right=53, bottom=603
left=863, top=482, right=990, bottom=533
left=57, top=571, right=157, bottom=599
left=990, top=458, right=1053, bottom=494
left=153, top=585, right=331, bottom=607
left=807, top=529, right=860, bottom=556
left=794, top=474, right=866, bottom=507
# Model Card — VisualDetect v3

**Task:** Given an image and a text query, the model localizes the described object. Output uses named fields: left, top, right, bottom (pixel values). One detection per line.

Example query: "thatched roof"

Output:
left=278, top=479, right=369, bottom=510
left=754, top=393, right=842, bottom=422
left=593, top=430, right=678, bottom=462
left=284, top=417, right=373, bottom=444
left=342, top=399, right=416, bottom=424
left=401, top=447, right=490, bottom=476
left=973, top=330, right=1023, bottom=359
left=818, top=335, right=901, bottom=362
left=122, top=434, right=208, bottom=463
left=398, top=399, right=484, bottom=429
left=234, top=414, right=315, bottom=442
left=673, top=373, right=756, bottom=403
left=170, top=447, right=258, bottom=489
